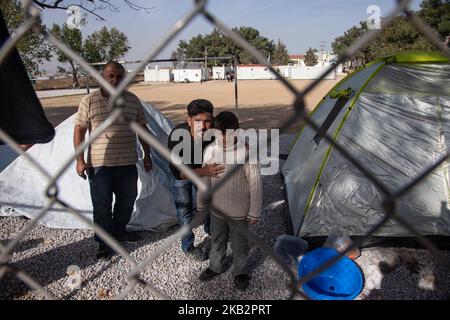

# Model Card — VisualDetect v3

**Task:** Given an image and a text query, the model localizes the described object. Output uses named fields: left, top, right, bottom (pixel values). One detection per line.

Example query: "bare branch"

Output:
left=31, top=1, right=155, bottom=20
left=32, top=1, right=106, bottom=21
left=124, top=0, right=154, bottom=12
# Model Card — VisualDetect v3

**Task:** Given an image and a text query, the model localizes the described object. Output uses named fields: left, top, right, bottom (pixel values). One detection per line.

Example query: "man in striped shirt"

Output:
left=73, top=62, right=152, bottom=260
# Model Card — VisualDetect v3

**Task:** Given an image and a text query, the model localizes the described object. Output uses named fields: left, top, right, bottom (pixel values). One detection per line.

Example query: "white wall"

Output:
left=290, top=65, right=336, bottom=80
left=237, top=66, right=277, bottom=80
left=212, top=66, right=225, bottom=80
left=335, top=63, right=344, bottom=75
left=172, top=69, right=204, bottom=82
left=144, top=69, right=171, bottom=82
left=277, top=65, right=294, bottom=78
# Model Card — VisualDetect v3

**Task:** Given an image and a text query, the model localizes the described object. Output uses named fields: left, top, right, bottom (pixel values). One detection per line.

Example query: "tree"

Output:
left=331, top=22, right=372, bottom=66
left=419, top=0, right=450, bottom=37
left=233, top=26, right=275, bottom=64
left=0, top=0, right=52, bottom=76
left=332, top=0, right=449, bottom=65
left=367, top=16, right=432, bottom=59
left=272, top=39, right=290, bottom=65
left=51, top=23, right=83, bottom=87
left=83, top=26, right=130, bottom=63
left=304, top=47, right=318, bottom=66
left=176, top=26, right=276, bottom=66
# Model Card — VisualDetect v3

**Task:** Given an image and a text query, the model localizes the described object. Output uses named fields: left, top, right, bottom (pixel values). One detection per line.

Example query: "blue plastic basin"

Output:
left=298, top=247, right=364, bottom=300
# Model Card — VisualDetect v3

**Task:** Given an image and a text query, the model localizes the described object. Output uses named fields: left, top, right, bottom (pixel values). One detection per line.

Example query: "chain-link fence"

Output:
left=0, top=0, right=449, bottom=300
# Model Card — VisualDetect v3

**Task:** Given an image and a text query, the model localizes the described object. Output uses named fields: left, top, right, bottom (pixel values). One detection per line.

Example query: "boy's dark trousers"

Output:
left=209, top=214, right=249, bottom=276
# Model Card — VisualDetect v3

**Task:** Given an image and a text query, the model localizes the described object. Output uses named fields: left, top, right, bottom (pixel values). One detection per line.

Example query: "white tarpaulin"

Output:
left=0, top=101, right=178, bottom=231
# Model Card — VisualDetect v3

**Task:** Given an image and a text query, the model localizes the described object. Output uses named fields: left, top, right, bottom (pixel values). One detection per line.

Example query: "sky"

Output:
left=39, top=0, right=423, bottom=73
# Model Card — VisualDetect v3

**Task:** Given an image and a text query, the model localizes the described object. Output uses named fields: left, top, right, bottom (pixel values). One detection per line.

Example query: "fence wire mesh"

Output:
left=0, top=0, right=449, bottom=300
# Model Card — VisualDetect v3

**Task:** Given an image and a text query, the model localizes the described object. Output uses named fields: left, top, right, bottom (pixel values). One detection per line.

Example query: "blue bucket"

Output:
left=298, top=247, right=364, bottom=300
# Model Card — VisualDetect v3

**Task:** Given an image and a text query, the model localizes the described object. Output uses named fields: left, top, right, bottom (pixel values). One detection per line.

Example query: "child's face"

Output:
left=218, top=130, right=236, bottom=149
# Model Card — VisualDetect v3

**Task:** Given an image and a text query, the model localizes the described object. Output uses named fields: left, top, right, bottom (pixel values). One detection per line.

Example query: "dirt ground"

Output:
left=40, top=78, right=343, bottom=132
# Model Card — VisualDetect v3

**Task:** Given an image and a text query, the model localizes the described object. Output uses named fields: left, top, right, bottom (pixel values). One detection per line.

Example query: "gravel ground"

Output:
left=1, top=134, right=449, bottom=300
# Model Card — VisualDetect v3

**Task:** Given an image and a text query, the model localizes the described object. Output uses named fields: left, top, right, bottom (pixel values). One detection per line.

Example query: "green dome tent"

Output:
left=282, top=50, right=450, bottom=247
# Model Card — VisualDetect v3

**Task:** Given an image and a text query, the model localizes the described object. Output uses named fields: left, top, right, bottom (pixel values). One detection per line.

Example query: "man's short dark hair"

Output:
left=187, top=99, right=214, bottom=117
left=103, top=61, right=125, bottom=74
left=214, top=111, right=239, bottom=132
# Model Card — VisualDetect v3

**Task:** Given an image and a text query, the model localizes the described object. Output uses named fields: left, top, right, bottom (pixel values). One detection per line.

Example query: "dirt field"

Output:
left=40, top=78, right=343, bottom=132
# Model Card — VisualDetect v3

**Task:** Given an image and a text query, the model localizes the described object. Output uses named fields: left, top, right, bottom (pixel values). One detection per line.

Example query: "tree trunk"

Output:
left=72, top=71, right=79, bottom=88
left=69, top=61, right=79, bottom=88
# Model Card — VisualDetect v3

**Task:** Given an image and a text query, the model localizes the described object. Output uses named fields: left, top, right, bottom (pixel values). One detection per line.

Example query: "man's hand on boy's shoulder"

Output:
left=201, top=163, right=225, bottom=177
left=247, top=217, right=258, bottom=225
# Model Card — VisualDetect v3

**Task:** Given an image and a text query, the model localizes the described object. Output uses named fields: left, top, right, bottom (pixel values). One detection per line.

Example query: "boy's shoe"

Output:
left=234, top=274, right=250, bottom=291
left=116, top=231, right=142, bottom=243
left=96, top=243, right=112, bottom=260
left=198, top=268, right=221, bottom=282
left=200, top=236, right=211, bottom=255
left=186, top=246, right=208, bottom=262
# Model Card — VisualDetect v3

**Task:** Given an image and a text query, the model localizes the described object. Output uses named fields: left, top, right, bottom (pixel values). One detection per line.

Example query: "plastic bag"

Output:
left=274, top=234, right=309, bottom=266
left=323, top=230, right=361, bottom=260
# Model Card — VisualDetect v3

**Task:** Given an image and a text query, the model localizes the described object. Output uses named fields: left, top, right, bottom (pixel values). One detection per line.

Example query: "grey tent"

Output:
left=0, top=100, right=178, bottom=232
left=282, top=51, right=450, bottom=247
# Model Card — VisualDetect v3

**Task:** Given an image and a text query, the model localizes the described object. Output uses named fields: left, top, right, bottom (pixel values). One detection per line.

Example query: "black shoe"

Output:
left=96, top=243, right=112, bottom=260
left=199, top=268, right=221, bottom=282
left=186, top=246, right=208, bottom=262
left=200, top=236, right=211, bottom=255
left=116, top=231, right=142, bottom=243
left=234, top=274, right=250, bottom=291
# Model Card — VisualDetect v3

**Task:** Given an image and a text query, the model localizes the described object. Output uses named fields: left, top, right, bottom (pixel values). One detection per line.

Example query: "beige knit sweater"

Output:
left=197, top=138, right=263, bottom=220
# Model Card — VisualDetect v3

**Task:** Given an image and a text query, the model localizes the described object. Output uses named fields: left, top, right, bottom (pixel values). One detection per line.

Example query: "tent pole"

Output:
left=234, top=55, right=238, bottom=117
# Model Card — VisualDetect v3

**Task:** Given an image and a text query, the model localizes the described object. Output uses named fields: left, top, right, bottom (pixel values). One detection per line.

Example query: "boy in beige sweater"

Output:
left=197, top=111, right=262, bottom=291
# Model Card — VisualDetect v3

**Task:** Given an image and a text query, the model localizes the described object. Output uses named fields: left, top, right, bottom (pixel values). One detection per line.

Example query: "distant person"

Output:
left=73, top=61, right=153, bottom=260
left=167, top=99, right=225, bottom=261
left=226, top=66, right=234, bottom=82
left=197, top=111, right=262, bottom=291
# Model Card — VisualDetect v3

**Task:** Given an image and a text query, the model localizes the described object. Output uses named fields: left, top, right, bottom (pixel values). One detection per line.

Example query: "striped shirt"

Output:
left=74, top=90, right=147, bottom=168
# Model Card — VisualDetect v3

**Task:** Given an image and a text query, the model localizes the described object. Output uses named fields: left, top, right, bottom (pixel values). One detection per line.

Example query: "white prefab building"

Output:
left=212, top=66, right=226, bottom=80
left=334, top=63, right=344, bottom=76
left=144, top=68, right=172, bottom=82
left=290, top=65, right=336, bottom=80
left=277, top=65, right=294, bottom=78
left=172, top=68, right=209, bottom=83
left=237, top=65, right=277, bottom=80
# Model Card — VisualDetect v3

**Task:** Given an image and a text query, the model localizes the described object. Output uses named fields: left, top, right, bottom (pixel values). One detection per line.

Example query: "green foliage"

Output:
left=51, top=24, right=83, bottom=86
left=419, top=0, right=450, bottom=36
left=331, top=21, right=373, bottom=64
left=304, top=47, right=318, bottom=66
left=82, top=26, right=130, bottom=63
left=176, top=26, right=275, bottom=66
left=367, top=16, right=433, bottom=59
left=272, top=39, right=290, bottom=65
left=0, top=0, right=52, bottom=76
left=331, top=0, right=449, bottom=64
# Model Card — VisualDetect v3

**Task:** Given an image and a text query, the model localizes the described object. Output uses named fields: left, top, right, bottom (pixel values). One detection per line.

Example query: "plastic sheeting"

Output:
left=0, top=101, right=178, bottom=231
left=284, top=62, right=450, bottom=238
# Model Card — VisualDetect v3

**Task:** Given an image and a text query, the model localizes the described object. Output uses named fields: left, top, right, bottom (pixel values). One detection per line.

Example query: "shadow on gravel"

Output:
left=364, top=254, right=450, bottom=300
left=0, top=226, right=178, bottom=299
